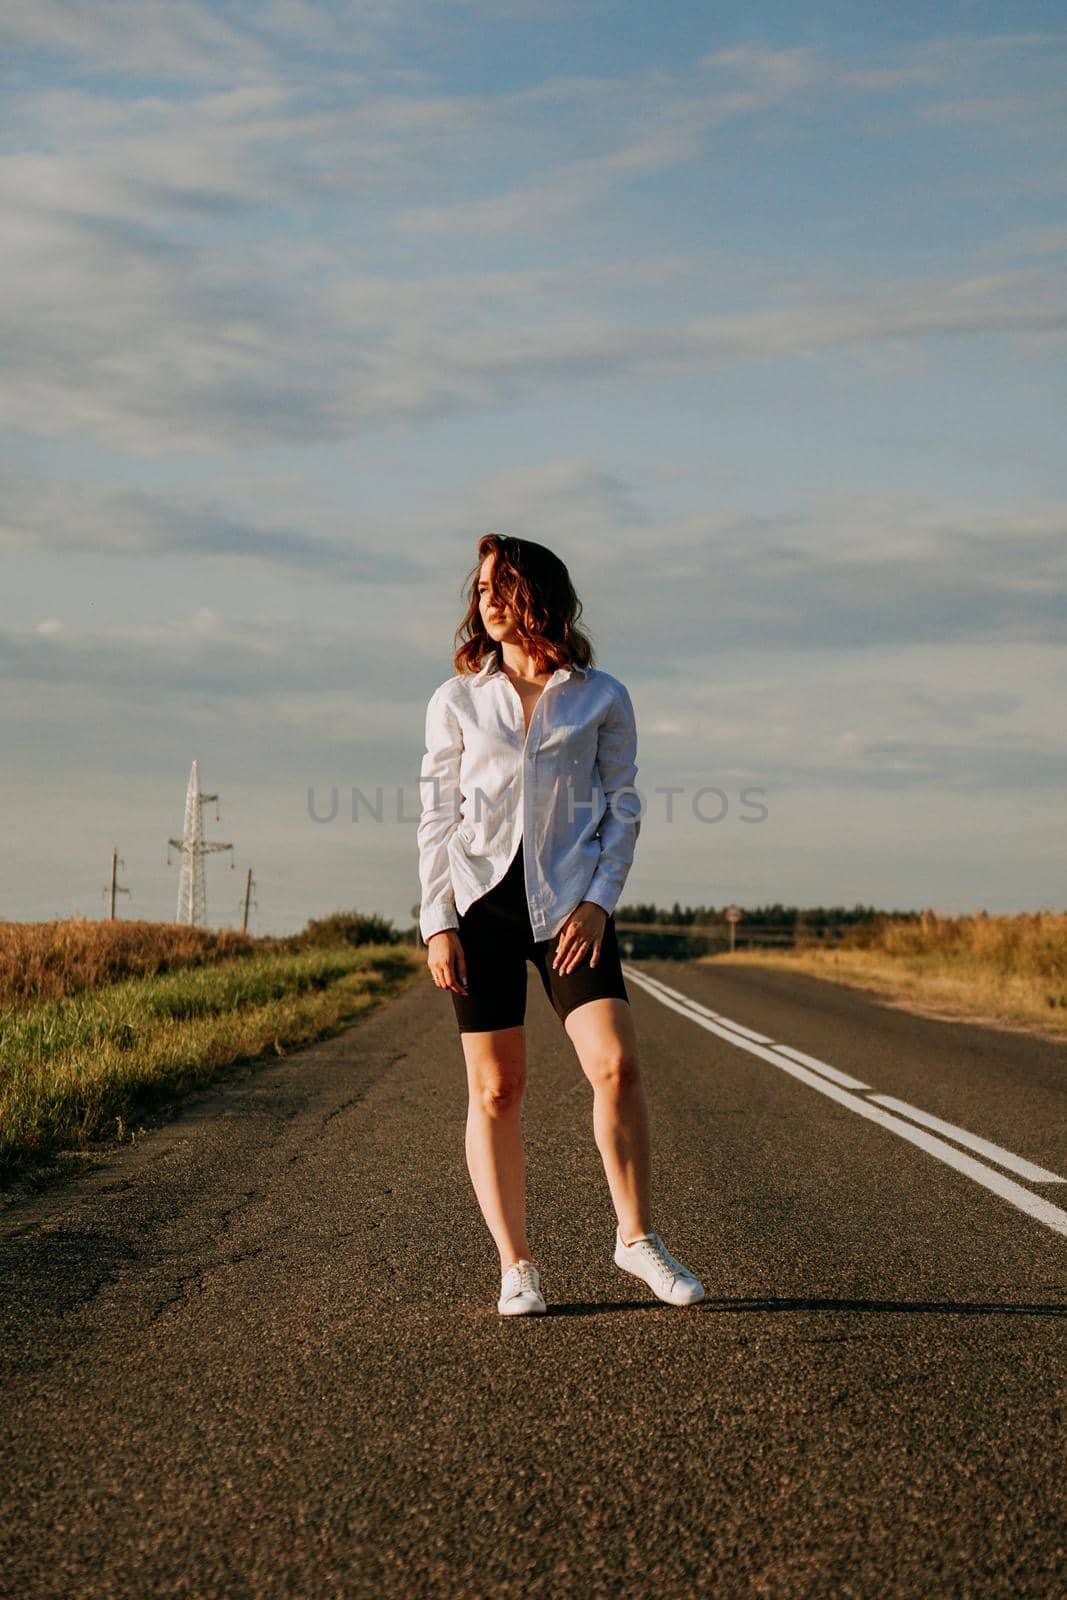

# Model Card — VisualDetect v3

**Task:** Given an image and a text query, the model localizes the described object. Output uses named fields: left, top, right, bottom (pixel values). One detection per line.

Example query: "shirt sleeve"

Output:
left=416, top=686, right=463, bottom=942
left=584, top=680, right=642, bottom=918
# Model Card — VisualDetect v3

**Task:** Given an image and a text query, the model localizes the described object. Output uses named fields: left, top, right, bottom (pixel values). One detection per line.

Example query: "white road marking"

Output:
left=736, top=1040, right=871, bottom=1091
left=622, top=968, right=777, bottom=1041
left=622, top=964, right=1067, bottom=1239
left=867, top=1096, right=1065, bottom=1184
left=629, top=968, right=869, bottom=1088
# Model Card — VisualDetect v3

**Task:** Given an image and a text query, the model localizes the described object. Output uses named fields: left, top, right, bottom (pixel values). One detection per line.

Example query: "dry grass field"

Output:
left=702, top=909, right=1067, bottom=1041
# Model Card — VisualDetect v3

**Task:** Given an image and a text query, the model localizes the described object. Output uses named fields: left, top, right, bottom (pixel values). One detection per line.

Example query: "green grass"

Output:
left=0, top=941, right=423, bottom=1189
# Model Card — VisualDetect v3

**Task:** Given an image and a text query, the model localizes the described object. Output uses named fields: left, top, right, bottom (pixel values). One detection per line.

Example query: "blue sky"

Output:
left=2, top=1, right=1064, bottom=932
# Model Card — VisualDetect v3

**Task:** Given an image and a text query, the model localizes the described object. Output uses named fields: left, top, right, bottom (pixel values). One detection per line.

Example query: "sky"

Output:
left=1, top=0, right=1065, bottom=934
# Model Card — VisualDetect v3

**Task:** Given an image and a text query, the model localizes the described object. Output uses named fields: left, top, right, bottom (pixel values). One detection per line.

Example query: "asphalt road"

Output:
left=2, top=959, right=1064, bottom=1599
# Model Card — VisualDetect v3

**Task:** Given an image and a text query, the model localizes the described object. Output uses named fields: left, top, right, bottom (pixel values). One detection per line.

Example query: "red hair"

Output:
left=452, top=534, right=596, bottom=677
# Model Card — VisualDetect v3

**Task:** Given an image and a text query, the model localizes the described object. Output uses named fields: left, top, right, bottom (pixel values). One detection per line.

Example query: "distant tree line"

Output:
left=611, top=900, right=913, bottom=960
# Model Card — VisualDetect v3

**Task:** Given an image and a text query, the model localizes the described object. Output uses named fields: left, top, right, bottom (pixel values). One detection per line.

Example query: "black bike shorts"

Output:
left=451, top=834, right=630, bottom=1034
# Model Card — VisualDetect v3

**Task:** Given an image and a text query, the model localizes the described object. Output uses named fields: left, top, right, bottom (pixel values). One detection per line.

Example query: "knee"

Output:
left=589, top=1049, right=640, bottom=1094
left=476, top=1075, right=525, bottom=1116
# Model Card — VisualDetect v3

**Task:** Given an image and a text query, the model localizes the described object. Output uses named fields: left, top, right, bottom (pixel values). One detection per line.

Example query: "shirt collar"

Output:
left=470, top=653, right=587, bottom=685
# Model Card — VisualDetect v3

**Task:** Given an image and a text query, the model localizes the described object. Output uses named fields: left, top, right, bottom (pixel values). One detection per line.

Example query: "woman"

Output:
left=417, top=534, right=704, bottom=1316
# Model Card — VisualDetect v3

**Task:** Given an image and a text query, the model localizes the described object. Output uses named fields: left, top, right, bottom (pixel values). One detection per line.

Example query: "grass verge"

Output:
left=699, top=910, right=1067, bottom=1041
left=0, top=941, right=423, bottom=1194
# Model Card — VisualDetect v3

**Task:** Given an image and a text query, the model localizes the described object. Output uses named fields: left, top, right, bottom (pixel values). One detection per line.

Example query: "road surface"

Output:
left=2, top=959, right=1064, bottom=1598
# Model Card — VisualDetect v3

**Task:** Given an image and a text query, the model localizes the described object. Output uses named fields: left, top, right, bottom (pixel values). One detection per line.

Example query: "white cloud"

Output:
left=5, top=461, right=1065, bottom=659
left=397, top=124, right=707, bottom=234
left=1, top=23, right=1062, bottom=453
left=1, top=217, right=1062, bottom=454
left=697, top=43, right=823, bottom=91
left=0, top=466, right=421, bottom=581
left=186, top=607, right=223, bottom=636
left=0, top=0, right=367, bottom=81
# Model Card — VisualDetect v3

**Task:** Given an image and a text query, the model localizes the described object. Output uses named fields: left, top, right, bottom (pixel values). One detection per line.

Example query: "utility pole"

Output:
left=241, top=868, right=257, bottom=933
left=104, top=848, right=131, bottom=920
left=167, top=760, right=234, bottom=927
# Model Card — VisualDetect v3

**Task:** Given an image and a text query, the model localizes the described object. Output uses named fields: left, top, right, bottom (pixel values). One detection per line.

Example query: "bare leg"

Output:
left=460, top=1024, right=534, bottom=1272
left=564, top=997, right=653, bottom=1243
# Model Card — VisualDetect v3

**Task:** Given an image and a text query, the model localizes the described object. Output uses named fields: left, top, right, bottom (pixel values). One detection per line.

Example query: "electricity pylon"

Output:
left=167, top=759, right=233, bottom=927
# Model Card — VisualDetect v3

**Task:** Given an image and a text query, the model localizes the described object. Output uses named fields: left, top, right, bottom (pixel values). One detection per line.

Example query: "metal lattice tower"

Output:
left=167, top=759, right=233, bottom=927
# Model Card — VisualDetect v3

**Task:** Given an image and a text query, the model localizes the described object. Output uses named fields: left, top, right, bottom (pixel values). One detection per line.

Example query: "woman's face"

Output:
left=478, top=555, right=517, bottom=641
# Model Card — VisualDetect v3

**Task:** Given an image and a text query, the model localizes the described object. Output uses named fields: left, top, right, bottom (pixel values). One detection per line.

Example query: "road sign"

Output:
left=725, top=905, right=742, bottom=923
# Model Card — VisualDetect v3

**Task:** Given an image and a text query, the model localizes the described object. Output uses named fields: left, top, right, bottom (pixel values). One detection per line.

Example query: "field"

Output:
left=0, top=918, right=422, bottom=1192
left=4, top=906, right=1063, bottom=1195
left=705, top=909, right=1067, bottom=1040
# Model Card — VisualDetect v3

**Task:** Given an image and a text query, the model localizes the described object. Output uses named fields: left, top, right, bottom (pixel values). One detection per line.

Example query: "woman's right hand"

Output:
left=427, top=929, right=468, bottom=995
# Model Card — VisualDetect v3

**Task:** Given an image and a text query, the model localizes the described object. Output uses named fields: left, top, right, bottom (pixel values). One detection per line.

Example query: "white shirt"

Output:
left=417, top=652, right=641, bottom=943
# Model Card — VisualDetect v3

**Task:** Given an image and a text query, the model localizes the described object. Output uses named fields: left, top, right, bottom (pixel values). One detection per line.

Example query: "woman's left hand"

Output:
left=552, top=900, right=608, bottom=975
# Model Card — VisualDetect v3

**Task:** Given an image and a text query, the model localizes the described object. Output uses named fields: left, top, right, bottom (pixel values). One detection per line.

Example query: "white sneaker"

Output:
left=497, top=1258, right=547, bottom=1315
left=614, top=1227, right=705, bottom=1306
